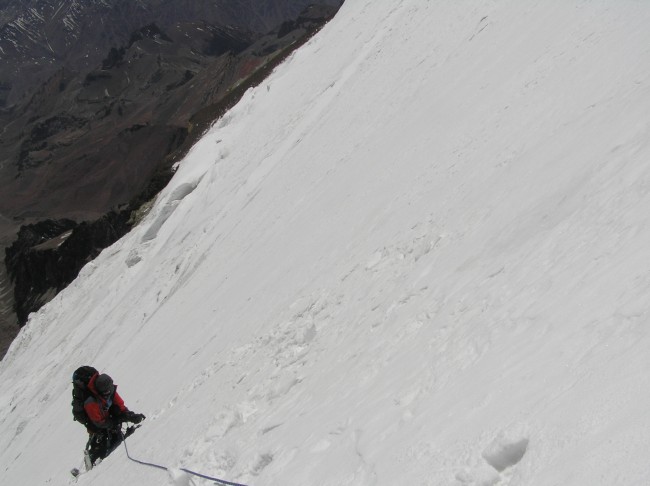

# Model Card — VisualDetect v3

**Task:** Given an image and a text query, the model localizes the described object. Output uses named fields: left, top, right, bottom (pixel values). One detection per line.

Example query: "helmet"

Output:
left=95, top=374, right=114, bottom=398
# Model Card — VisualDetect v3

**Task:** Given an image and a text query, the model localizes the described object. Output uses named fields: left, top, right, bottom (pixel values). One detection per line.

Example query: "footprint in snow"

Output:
left=456, top=426, right=529, bottom=485
left=481, top=427, right=529, bottom=473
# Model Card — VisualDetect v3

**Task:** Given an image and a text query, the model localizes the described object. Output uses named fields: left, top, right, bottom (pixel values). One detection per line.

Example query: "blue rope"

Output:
left=120, top=430, right=249, bottom=486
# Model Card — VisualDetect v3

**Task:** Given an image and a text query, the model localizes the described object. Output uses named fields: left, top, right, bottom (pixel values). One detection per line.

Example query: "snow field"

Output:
left=2, top=0, right=650, bottom=485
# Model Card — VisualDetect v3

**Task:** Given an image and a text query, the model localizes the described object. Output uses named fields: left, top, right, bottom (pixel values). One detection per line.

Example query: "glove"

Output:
left=131, top=413, right=146, bottom=424
left=125, top=411, right=145, bottom=424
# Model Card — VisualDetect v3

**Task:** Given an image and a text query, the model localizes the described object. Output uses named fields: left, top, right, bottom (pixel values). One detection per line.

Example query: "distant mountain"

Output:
left=0, top=0, right=342, bottom=107
left=0, top=21, right=255, bottom=221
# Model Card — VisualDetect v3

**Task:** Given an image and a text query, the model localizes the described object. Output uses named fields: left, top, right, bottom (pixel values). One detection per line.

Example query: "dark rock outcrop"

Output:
left=5, top=215, right=130, bottom=323
left=4, top=144, right=179, bottom=325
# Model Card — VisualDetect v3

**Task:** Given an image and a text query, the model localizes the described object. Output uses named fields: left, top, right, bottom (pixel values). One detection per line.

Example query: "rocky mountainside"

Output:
left=0, top=1, right=343, bottom=357
left=0, top=0, right=341, bottom=106
left=0, top=21, right=254, bottom=221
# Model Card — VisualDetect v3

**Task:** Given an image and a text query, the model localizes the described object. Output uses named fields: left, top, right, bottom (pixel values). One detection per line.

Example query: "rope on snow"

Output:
left=120, top=430, right=249, bottom=486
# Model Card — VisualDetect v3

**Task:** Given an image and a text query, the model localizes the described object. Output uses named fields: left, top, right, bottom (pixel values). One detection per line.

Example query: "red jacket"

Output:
left=84, top=373, right=127, bottom=429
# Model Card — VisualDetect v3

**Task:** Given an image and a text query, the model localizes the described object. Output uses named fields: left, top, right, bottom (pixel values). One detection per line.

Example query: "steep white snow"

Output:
left=2, top=1, right=650, bottom=485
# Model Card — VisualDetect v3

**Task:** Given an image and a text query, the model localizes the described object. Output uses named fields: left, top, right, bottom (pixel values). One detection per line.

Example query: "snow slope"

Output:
left=3, top=1, right=650, bottom=484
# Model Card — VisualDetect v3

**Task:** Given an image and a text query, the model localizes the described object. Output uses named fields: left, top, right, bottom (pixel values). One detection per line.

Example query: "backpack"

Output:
left=71, top=366, right=98, bottom=425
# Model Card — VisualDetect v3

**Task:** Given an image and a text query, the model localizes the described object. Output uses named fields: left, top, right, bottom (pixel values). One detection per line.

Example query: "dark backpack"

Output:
left=71, top=366, right=98, bottom=425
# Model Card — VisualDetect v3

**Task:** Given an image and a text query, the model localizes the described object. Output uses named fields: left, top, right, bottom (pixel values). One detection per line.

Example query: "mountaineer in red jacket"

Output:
left=83, top=373, right=145, bottom=466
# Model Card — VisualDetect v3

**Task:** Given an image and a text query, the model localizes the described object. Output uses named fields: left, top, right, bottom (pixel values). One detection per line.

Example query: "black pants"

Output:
left=87, top=428, right=121, bottom=465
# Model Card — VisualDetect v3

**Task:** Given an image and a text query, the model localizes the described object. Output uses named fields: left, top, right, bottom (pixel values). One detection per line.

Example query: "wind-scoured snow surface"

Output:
left=2, top=1, right=650, bottom=485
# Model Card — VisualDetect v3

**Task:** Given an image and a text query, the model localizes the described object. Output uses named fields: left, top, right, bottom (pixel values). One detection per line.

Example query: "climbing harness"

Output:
left=120, top=430, right=249, bottom=486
